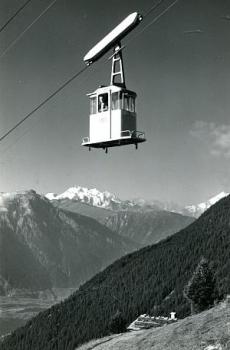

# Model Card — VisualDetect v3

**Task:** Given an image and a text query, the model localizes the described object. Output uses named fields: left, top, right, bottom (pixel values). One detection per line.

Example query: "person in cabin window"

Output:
left=98, top=94, right=108, bottom=112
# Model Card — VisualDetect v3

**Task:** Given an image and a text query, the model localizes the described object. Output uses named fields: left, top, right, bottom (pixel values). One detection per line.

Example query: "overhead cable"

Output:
left=0, top=66, right=88, bottom=142
left=0, top=0, right=58, bottom=59
left=125, top=0, right=180, bottom=48
left=143, top=0, right=165, bottom=18
left=0, top=0, right=33, bottom=34
left=137, top=0, right=180, bottom=37
left=0, top=0, right=180, bottom=143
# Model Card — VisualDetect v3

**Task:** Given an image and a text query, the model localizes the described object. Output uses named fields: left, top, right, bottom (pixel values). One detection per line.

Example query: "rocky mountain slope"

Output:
left=2, top=194, right=230, bottom=350
left=78, top=300, right=230, bottom=350
left=102, top=210, right=194, bottom=245
left=50, top=197, right=114, bottom=221
left=47, top=186, right=195, bottom=245
left=0, top=190, right=138, bottom=296
left=53, top=199, right=195, bottom=246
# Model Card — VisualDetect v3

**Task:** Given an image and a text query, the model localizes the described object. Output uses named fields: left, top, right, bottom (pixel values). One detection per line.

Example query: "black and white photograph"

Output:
left=0, top=0, right=230, bottom=349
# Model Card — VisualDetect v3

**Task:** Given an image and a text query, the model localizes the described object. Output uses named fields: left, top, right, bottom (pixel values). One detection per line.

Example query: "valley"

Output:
left=0, top=187, right=229, bottom=347
left=0, top=288, right=74, bottom=337
left=1, top=193, right=230, bottom=350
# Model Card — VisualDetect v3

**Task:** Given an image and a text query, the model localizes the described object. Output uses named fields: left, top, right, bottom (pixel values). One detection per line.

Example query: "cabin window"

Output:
left=112, top=92, right=122, bottom=110
left=124, top=94, right=129, bottom=111
left=130, top=96, right=135, bottom=112
left=98, top=93, right=108, bottom=112
left=123, top=93, right=135, bottom=112
left=90, top=96, right=97, bottom=114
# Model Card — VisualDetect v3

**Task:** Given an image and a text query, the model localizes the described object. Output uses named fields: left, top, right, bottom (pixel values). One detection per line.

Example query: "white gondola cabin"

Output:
left=82, top=12, right=146, bottom=152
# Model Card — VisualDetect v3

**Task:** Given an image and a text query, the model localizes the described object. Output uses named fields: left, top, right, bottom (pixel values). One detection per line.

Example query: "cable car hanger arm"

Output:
left=83, top=12, right=143, bottom=65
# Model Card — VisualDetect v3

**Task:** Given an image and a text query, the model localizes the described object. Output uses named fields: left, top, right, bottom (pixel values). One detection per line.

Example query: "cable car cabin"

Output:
left=82, top=12, right=146, bottom=152
left=82, top=85, right=145, bottom=151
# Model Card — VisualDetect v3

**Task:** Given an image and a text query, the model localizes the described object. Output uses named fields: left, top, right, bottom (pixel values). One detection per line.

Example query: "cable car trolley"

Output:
left=82, top=12, right=146, bottom=153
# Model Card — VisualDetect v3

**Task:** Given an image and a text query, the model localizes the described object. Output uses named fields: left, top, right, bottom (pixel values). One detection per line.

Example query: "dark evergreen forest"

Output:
left=1, top=196, right=230, bottom=350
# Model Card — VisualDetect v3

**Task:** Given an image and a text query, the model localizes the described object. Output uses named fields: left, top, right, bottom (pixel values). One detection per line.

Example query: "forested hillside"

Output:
left=1, top=195, right=230, bottom=350
left=78, top=300, right=230, bottom=350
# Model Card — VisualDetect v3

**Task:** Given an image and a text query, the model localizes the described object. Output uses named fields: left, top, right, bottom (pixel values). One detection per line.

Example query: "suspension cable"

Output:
left=0, top=0, right=58, bottom=59
left=125, top=0, right=180, bottom=48
left=0, top=66, right=88, bottom=142
left=142, top=0, right=165, bottom=18
left=0, top=0, right=180, bottom=144
left=0, top=0, right=33, bottom=34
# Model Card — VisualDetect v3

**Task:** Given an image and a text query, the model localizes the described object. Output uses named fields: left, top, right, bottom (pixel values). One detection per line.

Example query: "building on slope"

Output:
left=127, top=312, right=177, bottom=331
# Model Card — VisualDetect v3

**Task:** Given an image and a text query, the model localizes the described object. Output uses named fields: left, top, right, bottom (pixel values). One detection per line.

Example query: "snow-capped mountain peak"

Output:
left=185, top=191, right=229, bottom=217
left=208, top=191, right=229, bottom=205
left=46, top=186, right=229, bottom=217
left=46, top=192, right=57, bottom=201
left=46, top=186, right=122, bottom=209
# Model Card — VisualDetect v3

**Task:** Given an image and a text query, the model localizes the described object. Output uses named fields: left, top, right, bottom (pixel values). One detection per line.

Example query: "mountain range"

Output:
left=46, top=186, right=229, bottom=218
left=1, top=187, right=227, bottom=297
left=46, top=186, right=195, bottom=245
left=0, top=190, right=138, bottom=296
left=0, top=187, right=199, bottom=298
left=46, top=186, right=136, bottom=211
left=2, top=192, right=229, bottom=350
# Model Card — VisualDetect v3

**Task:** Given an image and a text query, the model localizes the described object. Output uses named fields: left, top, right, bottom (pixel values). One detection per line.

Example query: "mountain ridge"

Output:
left=46, top=187, right=195, bottom=246
left=0, top=190, right=138, bottom=296
left=101, top=210, right=194, bottom=245
left=45, top=186, right=229, bottom=217
left=2, top=193, right=230, bottom=350
left=185, top=191, right=229, bottom=217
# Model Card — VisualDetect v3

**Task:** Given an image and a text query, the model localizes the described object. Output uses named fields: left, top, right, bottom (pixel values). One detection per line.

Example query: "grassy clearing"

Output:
left=77, top=300, right=230, bottom=350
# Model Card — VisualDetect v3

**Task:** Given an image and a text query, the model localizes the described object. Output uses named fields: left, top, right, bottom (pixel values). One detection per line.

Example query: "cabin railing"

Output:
left=121, top=130, right=145, bottom=139
left=82, top=137, right=90, bottom=144
left=82, top=130, right=145, bottom=144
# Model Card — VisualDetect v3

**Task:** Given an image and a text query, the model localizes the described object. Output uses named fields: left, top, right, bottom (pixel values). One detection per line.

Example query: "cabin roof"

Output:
left=87, top=85, right=136, bottom=97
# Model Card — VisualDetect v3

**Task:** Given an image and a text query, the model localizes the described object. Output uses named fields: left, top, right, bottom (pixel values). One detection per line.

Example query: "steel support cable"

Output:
left=0, top=0, right=180, bottom=144
left=0, top=66, right=88, bottom=142
left=0, top=0, right=34, bottom=34
left=0, top=58, right=106, bottom=155
left=124, top=0, right=180, bottom=48
left=138, top=0, right=180, bottom=37
left=0, top=0, right=58, bottom=59
left=142, top=0, right=165, bottom=19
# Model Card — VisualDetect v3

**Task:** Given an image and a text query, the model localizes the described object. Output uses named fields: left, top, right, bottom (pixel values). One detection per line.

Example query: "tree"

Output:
left=108, top=310, right=127, bottom=334
left=184, top=257, right=218, bottom=314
